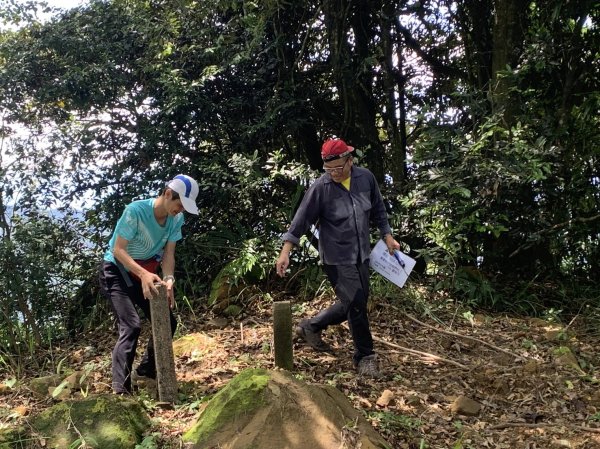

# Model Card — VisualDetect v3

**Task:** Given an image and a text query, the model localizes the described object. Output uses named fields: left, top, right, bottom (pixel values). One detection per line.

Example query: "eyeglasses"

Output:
left=323, top=158, right=350, bottom=174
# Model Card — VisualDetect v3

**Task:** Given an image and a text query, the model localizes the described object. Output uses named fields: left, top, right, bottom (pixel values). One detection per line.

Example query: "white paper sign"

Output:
left=369, top=240, right=416, bottom=288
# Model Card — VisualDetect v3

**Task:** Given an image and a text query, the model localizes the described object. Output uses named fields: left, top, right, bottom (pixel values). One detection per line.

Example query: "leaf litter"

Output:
left=2, top=292, right=600, bottom=449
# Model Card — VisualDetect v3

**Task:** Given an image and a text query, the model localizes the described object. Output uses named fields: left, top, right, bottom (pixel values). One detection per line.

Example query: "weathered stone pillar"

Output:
left=273, top=301, right=293, bottom=370
left=150, top=284, right=177, bottom=403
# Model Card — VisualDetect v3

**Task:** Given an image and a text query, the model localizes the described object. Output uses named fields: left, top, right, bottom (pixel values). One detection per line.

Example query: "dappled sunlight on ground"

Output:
left=3, top=292, right=600, bottom=448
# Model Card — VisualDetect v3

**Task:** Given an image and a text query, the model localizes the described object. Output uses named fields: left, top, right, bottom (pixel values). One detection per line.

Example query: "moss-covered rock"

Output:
left=553, top=346, right=585, bottom=374
left=28, top=371, right=92, bottom=401
left=28, top=375, right=63, bottom=398
left=183, top=368, right=389, bottom=449
left=209, top=271, right=242, bottom=306
left=223, top=305, right=242, bottom=317
left=30, top=394, right=150, bottom=449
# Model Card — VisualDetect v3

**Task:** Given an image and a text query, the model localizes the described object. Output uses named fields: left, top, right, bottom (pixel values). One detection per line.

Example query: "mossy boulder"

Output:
left=209, top=271, right=243, bottom=306
left=183, top=368, right=270, bottom=446
left=223, top=304, right=242, bottom=317
left=28, top=374, right=63, bottom=398
left=30, top=394, right=150, bottom=449
left=183, top=368, right=389, bottom=449
left=553, top=346, right=585, bottom=374
left=28, top=371, right=93, bottom=401
left=208, top=249, right=264, bottom=307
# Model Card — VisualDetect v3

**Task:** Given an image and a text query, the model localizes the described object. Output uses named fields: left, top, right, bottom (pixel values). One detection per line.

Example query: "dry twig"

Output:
left=403, top=312, right=525, bottom=361
left=372, top=334, right=469, bottom=370
left=489, top=422, right=600, bottom=435
left=489, top=422, right=552, bottom=430
left=339, top=321, right=468, bottom=369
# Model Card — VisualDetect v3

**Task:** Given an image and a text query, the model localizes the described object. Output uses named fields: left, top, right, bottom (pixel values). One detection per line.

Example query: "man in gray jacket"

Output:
left=275, top=138, right=400, bottom=377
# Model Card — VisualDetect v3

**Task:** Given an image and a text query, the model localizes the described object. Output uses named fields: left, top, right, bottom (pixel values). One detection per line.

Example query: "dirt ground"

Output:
left=3, top=291, right=600, bottom=449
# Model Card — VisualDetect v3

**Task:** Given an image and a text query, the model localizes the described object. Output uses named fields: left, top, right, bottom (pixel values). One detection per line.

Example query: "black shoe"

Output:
left=295, top=321, right=332, bottom=352
left=134, top=366, right=156, bottom=380
left=355, top=354, right=381, bottom=378
left=114, top=390, right=132, bottom=396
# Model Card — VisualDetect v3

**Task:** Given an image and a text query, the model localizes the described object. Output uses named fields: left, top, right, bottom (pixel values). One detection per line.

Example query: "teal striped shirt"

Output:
left=103, top=198, right=183, bottom=266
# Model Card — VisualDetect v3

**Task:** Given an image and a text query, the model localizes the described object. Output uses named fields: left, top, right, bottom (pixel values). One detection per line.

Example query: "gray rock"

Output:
left=450, top=395, right=482, bottom=416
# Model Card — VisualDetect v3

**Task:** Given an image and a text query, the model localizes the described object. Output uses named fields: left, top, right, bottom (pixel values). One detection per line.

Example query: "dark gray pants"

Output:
left=99, top=262, right=176, bottom=394
left=307, top=261, right=374, bottom=365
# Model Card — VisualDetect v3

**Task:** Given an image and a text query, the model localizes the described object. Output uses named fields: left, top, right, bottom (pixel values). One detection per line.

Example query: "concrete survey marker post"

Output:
left=273, top=301, right=293, bottom=370
left=150, top=284, right=177, bottom=403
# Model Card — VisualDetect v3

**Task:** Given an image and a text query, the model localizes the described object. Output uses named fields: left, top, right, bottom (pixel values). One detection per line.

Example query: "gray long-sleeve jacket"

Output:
left=282, top=166, right=392, bottom=265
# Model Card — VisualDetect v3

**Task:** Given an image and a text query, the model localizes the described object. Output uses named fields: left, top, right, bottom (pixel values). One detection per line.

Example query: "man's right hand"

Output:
left=141, top=271, right=162, bottom=300
left=276, top=241, right=294, bottom=277
left=275, top=252, right=289, bottom=277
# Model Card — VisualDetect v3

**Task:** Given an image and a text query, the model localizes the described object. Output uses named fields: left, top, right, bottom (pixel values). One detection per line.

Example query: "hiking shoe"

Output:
left=133, top=366, right=156, bottom=381
left=113, top=390, right=132, bottom=396
left=295, top=321, right=332, bottom=352
left=356, top=354, right=381, bottom=378
left=112, top=382, right=132, bottom=396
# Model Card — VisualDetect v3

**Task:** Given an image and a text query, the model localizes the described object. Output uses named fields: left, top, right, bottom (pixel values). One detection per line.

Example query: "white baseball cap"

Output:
left=167, top=174, right=199, bottom=214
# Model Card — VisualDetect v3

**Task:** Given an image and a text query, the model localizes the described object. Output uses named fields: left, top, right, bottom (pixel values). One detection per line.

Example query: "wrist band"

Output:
left=163, top=275, right=175, bottom=283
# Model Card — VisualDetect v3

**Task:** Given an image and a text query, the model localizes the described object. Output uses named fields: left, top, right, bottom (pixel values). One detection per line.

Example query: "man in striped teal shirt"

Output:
left=99, top=174, right=198, bottom=395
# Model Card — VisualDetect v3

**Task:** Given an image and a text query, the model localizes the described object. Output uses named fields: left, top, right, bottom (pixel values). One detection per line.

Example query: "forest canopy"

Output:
left=0, top=0, right=598, bottom=350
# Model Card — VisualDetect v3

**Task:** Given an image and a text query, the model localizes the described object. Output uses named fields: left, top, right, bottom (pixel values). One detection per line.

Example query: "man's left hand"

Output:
left=164, top=278, right=175, bottom=308
left=385, top=234, right=401, bottom=254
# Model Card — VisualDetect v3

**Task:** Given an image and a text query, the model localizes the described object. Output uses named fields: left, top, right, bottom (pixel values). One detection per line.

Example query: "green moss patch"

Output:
left=0, top=425, right=28, bottom=449
left=183, top=368, right=270, bottom=446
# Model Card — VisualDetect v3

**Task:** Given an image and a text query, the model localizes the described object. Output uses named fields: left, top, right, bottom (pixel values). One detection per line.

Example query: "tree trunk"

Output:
left=270, top=0, right=323, bottom=170
left=381, top=3, right=407, bottom=188
left=17, top=295, right=41, bottom=346
left=458, top=0, right=494, bottom=92
left=323, top=0, right=385, bottom=182
left=491, top=0, right=528, bottom=125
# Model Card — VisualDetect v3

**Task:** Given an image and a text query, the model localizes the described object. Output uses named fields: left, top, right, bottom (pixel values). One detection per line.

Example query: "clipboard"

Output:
left=369, top=240, right=416, bottom=288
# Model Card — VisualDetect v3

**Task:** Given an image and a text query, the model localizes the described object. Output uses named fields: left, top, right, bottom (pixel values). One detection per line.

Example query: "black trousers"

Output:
left=99, top=262, right=177, bottom=394
left=307, top=261, right=374, bottom=365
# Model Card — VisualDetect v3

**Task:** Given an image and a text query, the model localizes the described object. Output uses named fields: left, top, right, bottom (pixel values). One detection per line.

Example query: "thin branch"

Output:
left=371, top=333, right=469, bottom=370
left=340, top=319, right=468, bottom=369
left=489, top=422, right=552, bottom=430
left=395, top=20, right=466, bottom=79
left=509, top=214, right=600, bottom=258
left=575, top=425, right=600, bottom=434
left=403, top=312, right=526, bottom=361
left=489, top=422, right=600, bottom=434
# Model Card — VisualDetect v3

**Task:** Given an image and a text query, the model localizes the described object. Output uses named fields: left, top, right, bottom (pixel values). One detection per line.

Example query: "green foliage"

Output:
left=0, top=0, right=597, bottom=353
left=135, top=433, right=160, bottom=449
left=0, top=210, right=96, bottom=353
left=453, top=267, right=498, bottom=308
left=588, top=412, right=600, bottom=422
left=368, top=410, right=421, bottom=434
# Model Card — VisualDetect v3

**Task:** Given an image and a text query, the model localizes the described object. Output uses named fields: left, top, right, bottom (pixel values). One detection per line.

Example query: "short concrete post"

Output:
left=150, top=284, right=177, bottom=403
left=273, top=301, right=293, bottom=371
